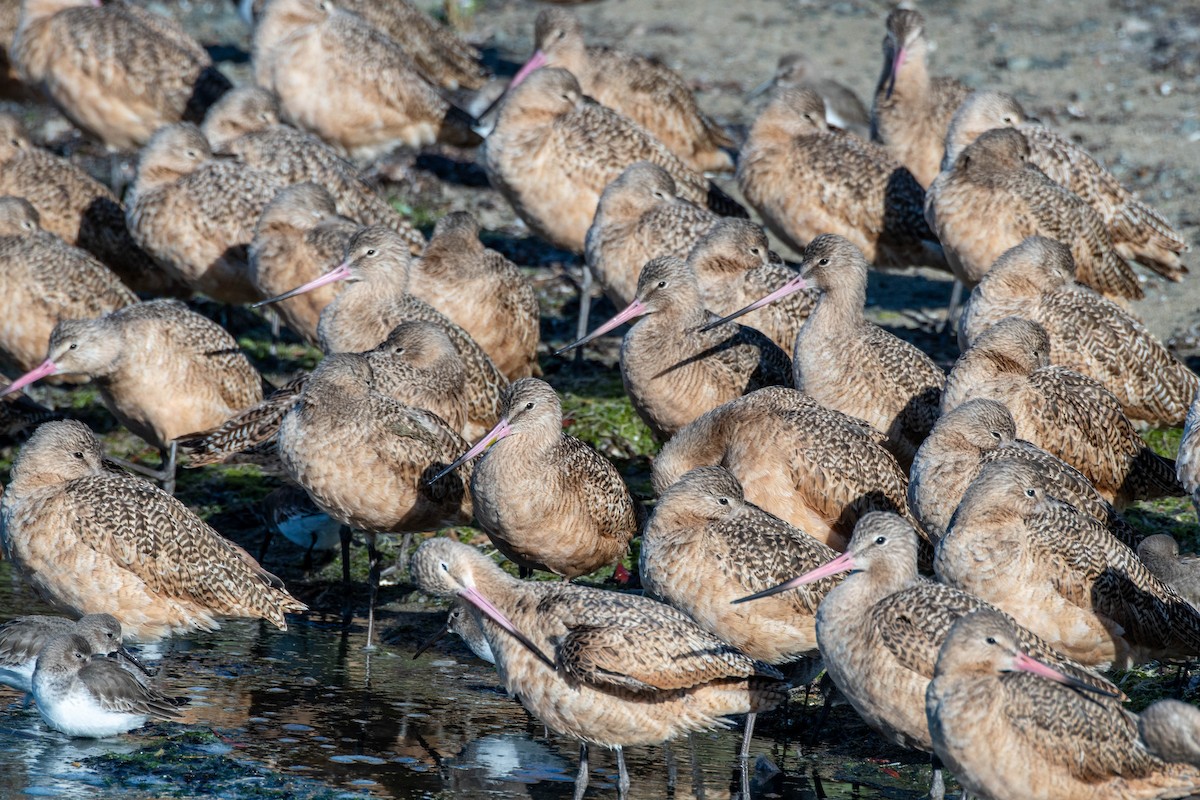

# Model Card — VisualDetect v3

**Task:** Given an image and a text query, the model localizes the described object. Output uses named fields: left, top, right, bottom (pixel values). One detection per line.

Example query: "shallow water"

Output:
left=0, top=561, right=933, bottom=799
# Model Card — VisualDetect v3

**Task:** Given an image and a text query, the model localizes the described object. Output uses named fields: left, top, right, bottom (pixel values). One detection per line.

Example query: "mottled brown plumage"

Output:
left=1139, top=700, right=1200, bottom=768
left=942, top=317, right=1183, bottom=507
left=128, top=124, right=283, bottom=304
left=437, top=379, right=638, bottom=579
left=944, top=90, right=1188, bottom=278
left=909, top=399, right=1138, bottom=547
left=927, top=610, right=1200, bottom=800
left=201, top=87, right=425, bottom=254
left=1137, top=535, right=1200, bottom=610
left=938, top=459, right=1200, bottom=669
left=642, top=465, right=840, bottom=663
left=0, top=421, right=305, bottom=640
left=410, top=212, right=541, bottom=381
left=13, top=0, right=229, bottom=150
left=485, top=68, right=746, bottom=254
left=926, top=128, right=1144, bottom=301
left=584, top=161, right=719, bottom=309
left=511, top=9, right=733, bottom=173
left=870, top=8, right=971, bottom=187
left=0, top=197, right=136, bottom=373
left=755, top=53, right=870, bottom=137
left=959, top=237, right=1198, bottom=427
left=252, top=0, right=478, bottom=159
left=652, top=387, right=915, bottom=552
left=740, top=88, right=946, bottom=270
left=1179, top=392, right=1200, bottom=521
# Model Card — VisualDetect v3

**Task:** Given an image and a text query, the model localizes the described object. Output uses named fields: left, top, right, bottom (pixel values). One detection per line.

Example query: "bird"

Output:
left=409, top=212, right=542, bottom=381
left=652, top=387, right=917, bottom=552
left=0, top=299, right=264, bottom=493
left=200, top=86, right=426, bottom=254
left=1137, top=535, right=1200, bottom=609
left=941, top=316, right=1183, bottom=508
left=31, top=633, right=182, bottom=737
left=926, top=608, right=1200, bottom=800
left=560, top=256, right=791, bottom=440
left=429, top=378, right=639, bottom=580
left=503, top=9, right=734, bottom=173
left=126, top=123, right=284, bottom=305
left=937, top=458, right=1200, bottom=669
left=0, top=372, right=57, bottom=441
left=413, top=601, right=496, bottom=665
left=0, top=113, right=178, bottom=295
left=0, top=420, right=306, bottom=641
left=410, top=537, right=789, bottom=794
left=484, top=67, right=746, bottom=256
left=958, top=236, right=1199, bottom=427
left=738, top=87, right=947, bottom=270
left=13, top=0, right=230, bottom=150
left=908, top=398, right=1139, bottom=547
left=1179, top=391, right=1200, bottom=520
left=703, top=234, right=945, bottom=470
left=925, top=128, right=1146, bottom=302
left=1139, top=700, right=1200, bottom=768
left=641, top=465, right=841, bottom=666
left=253, top=225, right=507, bottom=439
left=251, top=0, right=479, bottom=159
left=749, top=53, right=871, bottom=138
left=0, top=613, right=147, bottom=697
left=942, top=89, right=1188, bottom=276
left=0, top=196, right=136, bottom=374
left=870, top=7, right=971, bottom=187
left=257, top=485, right=344, bottom=575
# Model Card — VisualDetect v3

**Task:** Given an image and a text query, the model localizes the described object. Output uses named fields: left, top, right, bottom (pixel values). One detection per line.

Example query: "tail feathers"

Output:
left=1111, top=201, right=1189, bottom=280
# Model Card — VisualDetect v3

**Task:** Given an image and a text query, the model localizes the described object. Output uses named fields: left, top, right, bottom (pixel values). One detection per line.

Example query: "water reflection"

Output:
left=0, top=561, right=930, bottom=798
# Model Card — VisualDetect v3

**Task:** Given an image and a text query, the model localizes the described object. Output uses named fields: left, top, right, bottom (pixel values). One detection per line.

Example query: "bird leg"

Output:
left=662, top=742, right=678, bottom=792
left=301, top=534, right=317, bottom=576
left=615, top=745, right=630, bottom=798
left=938, top=279, right=964, bottom=334
left=739, top=712, right=756, bottom=763
left=573, top=742, right=589, bottom=800
left=574, top=264, right=594, bottom=363
left=365, top=532, right=381, bottom=650
left=257, top=523, right=275, bottom=564
left=396, top=532, right=413, bottom=575
left=930, top=752, right=946, bottom=800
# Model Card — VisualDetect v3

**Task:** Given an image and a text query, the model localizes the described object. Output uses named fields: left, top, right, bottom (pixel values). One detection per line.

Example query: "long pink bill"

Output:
left=885, top=46, right=906, bottom=99
left=556, top=299, right=648, bottom=355
left=0, top=359, right=59, bottom=396
left=427, top=418, right=513, bottom=484
left=1011, top=652, right=1119, bottom=698
left=732, top=550, right=854, bottom=604
left=474, top=50, right=550, bottom=123
left=700, top=275, right=809, bottom=333
left=251, top=262, right=351, bottom=308
left=458, top=585, right=555, bottom=669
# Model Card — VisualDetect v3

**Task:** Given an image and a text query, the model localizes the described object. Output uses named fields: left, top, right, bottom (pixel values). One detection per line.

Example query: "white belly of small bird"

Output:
left=33, top=682, right=149, bottom=738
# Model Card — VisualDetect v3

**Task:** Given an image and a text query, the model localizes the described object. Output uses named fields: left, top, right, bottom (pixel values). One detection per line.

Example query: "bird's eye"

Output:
left=652, top=191, right=666, bottom=200
left=656, top=281, right=667, bottom=288
left=69, top=343, right=77, bottom=350
left=366, top=249, right=377, bottom=257
left=72, top=451, right=84, bottom=459
left=555, top=29, right=566, bottom=40
left=750, top=247, right=761, bottom=256
left=1024, top=488, right=1036, bottom=498
left=185, top=149, right=197, bottom=158
left=718, top=497, right=729, bottom=505
left=524, top=402, right=534, bottom=411
left=874, top=536, right=886, bottom=545
left=818, top=258, right=830, bottom=266
left=439, top=562, right=449, bottom=572
left=106, top=632, right=115, bottom=639
left=394, top=347, right=404, bottom=355
left=985, top=636, right=997, bottom=645
left=991, top=430, right=1001, bottom=440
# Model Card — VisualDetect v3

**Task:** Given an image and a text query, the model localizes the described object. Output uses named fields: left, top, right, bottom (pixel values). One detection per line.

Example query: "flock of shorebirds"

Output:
left=0, top=0, right=1198, bottom=798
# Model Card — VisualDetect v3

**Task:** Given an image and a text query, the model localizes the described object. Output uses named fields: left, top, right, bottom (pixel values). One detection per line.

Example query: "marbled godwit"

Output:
left=734, top=512, right=1117, bottom=800
left=505, top=9, right=733, bottom=173
left=944, top=90, right=1189, bottom=276
left=958, top=237, right=1198, bottom=427
left=430, top=378, right=638, bottom=579
left=704, top=235, right=944, bottom=470
left=560, top=256, right=791, bottom=440
left=688, top=219, right=818, bottom=353
left=127, top=124, right=284, bottom=305
left=652, top=387, right=916, bottom=552
left=870, top=8, right=970, bottom=187
left=252, top=0, right=479, bottom=159
left=941, top=317, right=1183, bottom=508
left=584, top=161, right=719, bottom=311
left=926, top=609, right=1200, bottom=800
left=1138, top=535, right=1200, bottom=609
left=181, top=321, right=471, bottom=468
left=0, top=613, right=146, bottom=697
left=31, top=633, right=182, bottom=737
left=413, top=601, right=496, bottom=665
left=0, top=420, right=306, bottom=641
left=484, top=68, right=746, bottom=255
left=13, top=0, right=229, bottom=150
left=739, top=88, right=947, bottom=270
left=1140, top=700, right=1200, bottom=768
left=410, top=212, right=541, bottom=381
left=248, top=182, right=356, bottom=346
left=909, top=399, right=1139, bottom=547
left=411, top=537, right=789, bottom=792
left=200, top=87, right=426, bottom=254
left=254, top=225, right=506, bottom=439
left=750, top=53, right=870, bottom=137
left=0, top=299, right=264, bottom=493
left=926, top=128, right=1145, bottom=302
left=0, top=197, right=136, bottom=374
left=1181, top=391, right=1200, bottom=520
left=277, top=352, right=473, bottom=643
left=642, top=465, right=840, bottom=665
left=0, top=114, right=177, bottom=295
left=936, top=459, right=1200, bottom=669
